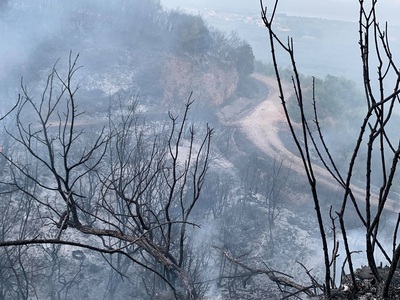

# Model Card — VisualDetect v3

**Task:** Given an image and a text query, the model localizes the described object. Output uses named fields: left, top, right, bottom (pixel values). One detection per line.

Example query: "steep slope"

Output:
left=162, top=56, right=239, bottom=108
left=237, top=74, right=400, bottom=212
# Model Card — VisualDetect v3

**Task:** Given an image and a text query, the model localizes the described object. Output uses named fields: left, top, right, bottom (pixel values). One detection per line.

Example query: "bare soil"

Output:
left=235, top=74, right=399, bottom=213
left=223, top=73, right=400, bottom=299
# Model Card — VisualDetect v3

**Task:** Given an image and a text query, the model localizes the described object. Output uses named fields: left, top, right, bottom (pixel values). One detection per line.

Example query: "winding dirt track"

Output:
left=239, top=73, right=337, bottom=185
left=239, top=74, right=298, bottom=168
left=238, top=73, right=399, bottom=213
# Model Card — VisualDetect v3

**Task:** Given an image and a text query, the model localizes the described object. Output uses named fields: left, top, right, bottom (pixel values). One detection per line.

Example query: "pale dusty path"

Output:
left=239, top=74, right=295, bottom=165
left=238, top=73, right=399, bottom=212
left=239, top=73, right=323, bottom=179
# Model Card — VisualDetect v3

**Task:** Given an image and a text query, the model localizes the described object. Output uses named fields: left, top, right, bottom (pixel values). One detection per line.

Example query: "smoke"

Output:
left=325, top=218, right=399, bottom=287
left=0, top=0, right=170, bottom=109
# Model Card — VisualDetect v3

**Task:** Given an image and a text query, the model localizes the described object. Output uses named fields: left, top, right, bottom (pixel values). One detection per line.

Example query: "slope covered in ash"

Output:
left=0, top=0, right=255, bottom=116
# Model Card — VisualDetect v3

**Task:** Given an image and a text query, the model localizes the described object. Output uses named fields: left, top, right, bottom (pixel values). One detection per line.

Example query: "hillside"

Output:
left=0, top=1, right=270, bottom=299
left=0, top=0, right=254, bottom=114
left=0, top=1, right=387, bottom=300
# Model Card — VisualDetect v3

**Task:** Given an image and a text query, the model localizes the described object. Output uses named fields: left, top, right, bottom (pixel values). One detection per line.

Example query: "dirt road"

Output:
left=239, top=74, right=330, bottom=181
left=238, top=73, right=400, bottom=212
left=239, top=74, right=295, bottom=165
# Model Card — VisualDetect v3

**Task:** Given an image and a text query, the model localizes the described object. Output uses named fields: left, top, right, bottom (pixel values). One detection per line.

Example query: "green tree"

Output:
left=177, top=14, right=210, bottom=55
left=235, top=41, right=255, bottom=78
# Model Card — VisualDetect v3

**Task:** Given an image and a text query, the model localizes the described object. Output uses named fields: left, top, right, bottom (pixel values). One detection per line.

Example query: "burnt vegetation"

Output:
left=240, top=0, right=400, bottom=298
left=1, top=0, right=399, bottom=299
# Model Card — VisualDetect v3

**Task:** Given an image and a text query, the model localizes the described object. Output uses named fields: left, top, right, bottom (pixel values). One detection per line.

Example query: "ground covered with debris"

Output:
left=332, top=266, right=400, bottom=299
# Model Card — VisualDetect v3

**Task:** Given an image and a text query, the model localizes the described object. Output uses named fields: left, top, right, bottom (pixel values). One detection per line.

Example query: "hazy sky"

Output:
left=162, top=0, right=400, bottom=24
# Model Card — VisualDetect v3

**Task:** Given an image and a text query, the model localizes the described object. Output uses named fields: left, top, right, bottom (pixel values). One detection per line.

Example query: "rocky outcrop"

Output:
left=161, top=55, right=239, bottom=108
